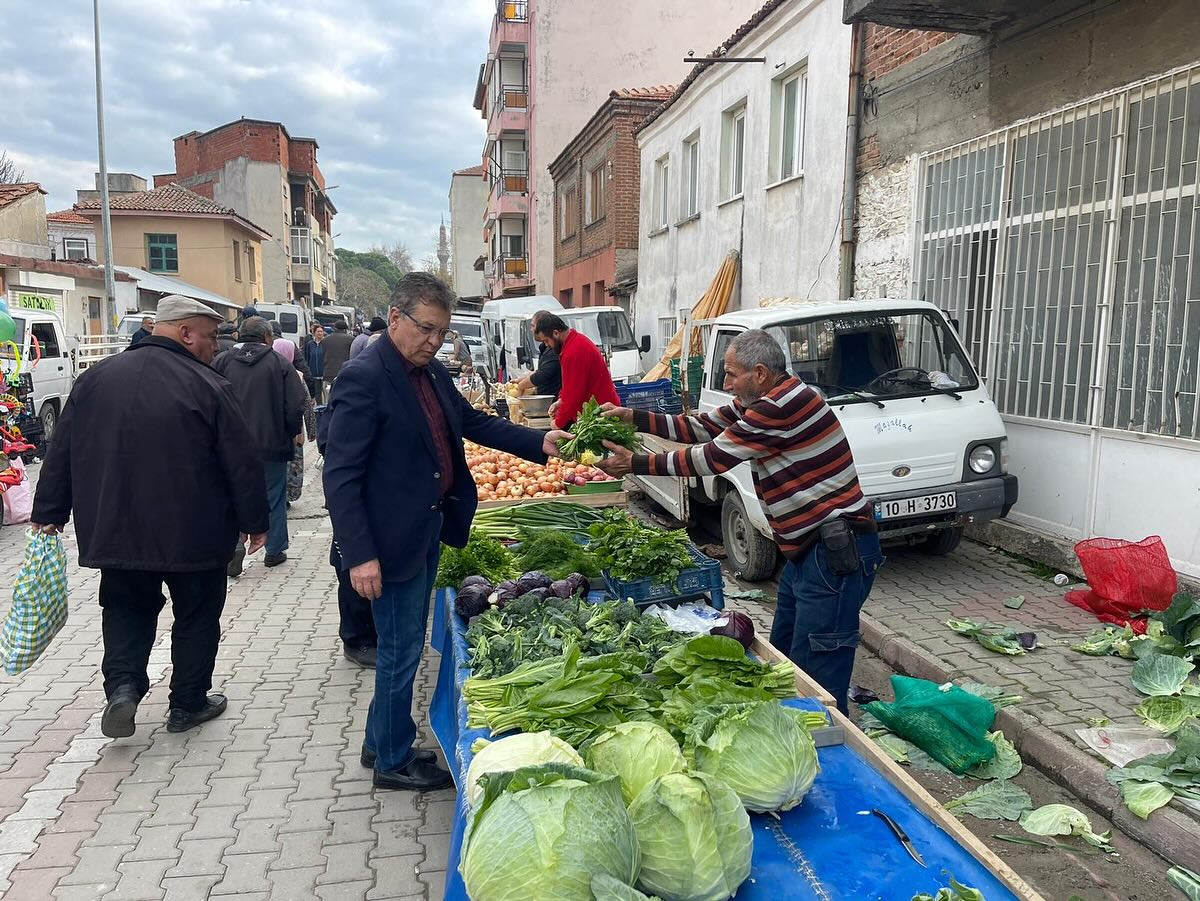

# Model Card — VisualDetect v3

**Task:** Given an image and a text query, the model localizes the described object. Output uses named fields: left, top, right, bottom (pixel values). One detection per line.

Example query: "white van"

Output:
left=479, top=295, right=563, bottom=381
left=559, top=306, right=649, bottom=384
left=628, top=299, right=1018, bottom=579
left=313, top=304, right=356, bottom=332
left=437, top=314, right=487, bottom=374
left=254, top=303, right=311, bottom=348
left=3, top=310, right=74, bottom=442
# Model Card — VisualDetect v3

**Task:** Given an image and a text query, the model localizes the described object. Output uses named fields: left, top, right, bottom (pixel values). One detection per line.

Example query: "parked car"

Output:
left=627, top=299, right=1018, bottom=579
left=3, top=310, right=74, bottom=443
left=254, top=302, right=311, bottom=348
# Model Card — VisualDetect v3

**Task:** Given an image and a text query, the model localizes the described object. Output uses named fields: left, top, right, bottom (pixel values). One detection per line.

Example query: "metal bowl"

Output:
left=519, top=394, right=556, bottom=417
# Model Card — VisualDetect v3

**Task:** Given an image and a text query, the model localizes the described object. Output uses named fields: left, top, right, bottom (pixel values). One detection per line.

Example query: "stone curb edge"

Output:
left=859, top=611, right=1200, bottom=871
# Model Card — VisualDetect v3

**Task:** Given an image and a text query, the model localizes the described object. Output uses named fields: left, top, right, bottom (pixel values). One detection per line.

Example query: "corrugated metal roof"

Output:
left=115, top=266, right=240, bottom=311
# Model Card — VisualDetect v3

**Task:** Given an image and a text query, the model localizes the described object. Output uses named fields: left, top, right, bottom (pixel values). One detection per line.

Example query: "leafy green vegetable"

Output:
left=1168, top=866, right=1200, bottom=901
left=588, top=509, right=695, bottom=586
left=1118, top=779, right=1175, bottom=819
left=967, top=731, right=1022, bottom=781
left=591, top=874, right=660, bottom=901
left=513, top=531, right=600, bottom=580
left=1018, top=804, right=1115, bottom=852
left=944, top=780, right=1032, bottom=821
left=875, top=733, right=913, bottom=764
left=1072, top=624, right=1146, bottom=659
left=686, top=701, right=819, bottom=813
left=629, top=771, right=752, bottom=901
left=653, top=635, right=795, bottom=699
left=460, top=764, right=639, bottom=901
left=584, top=722, right=686, bottom=806
left=435, top=529, right=517, bottom=588
left=957, top=682, right=1022, bottom=708
left=1136, top=695, right=1200, bottom=734
left=1131, top=651, right=1195, bottom=697
left=465, top=731, right=583, bottom=807
left=1108, top=723, right=1200, bottom=819
left=912, top=876, right=988, bottom=901
left=945, top=618, right=1029, bottom=655
left=557, top=399, right=641, bottom=462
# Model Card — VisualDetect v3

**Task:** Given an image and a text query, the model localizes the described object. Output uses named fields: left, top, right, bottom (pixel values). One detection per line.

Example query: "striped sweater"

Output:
left=630, top=376, right=872, bottom=558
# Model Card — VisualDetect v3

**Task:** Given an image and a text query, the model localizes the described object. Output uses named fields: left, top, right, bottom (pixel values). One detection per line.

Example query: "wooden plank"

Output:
left=749, top=636, right=836, bottom=707
left=475, top=491, right=628, bottom=511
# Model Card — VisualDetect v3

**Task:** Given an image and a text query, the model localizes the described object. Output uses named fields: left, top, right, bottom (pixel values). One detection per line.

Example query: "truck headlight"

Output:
left=968, top=444, right=997, bottom=474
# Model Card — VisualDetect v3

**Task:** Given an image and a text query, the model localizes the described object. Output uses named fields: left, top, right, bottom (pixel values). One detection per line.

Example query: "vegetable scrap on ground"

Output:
left=945, top=617, right=1038, bottom=655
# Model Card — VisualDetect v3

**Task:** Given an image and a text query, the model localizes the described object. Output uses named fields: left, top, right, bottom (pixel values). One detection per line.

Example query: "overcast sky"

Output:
left=0, top=0, right=490, bottom=257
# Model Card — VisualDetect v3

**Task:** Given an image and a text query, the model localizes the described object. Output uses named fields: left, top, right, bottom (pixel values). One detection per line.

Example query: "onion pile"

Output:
left=465, top=441, right=617, bottom=502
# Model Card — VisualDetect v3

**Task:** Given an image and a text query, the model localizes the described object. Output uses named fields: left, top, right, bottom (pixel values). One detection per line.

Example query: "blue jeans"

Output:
left=769, top=532, right=885, bottom=715
left=264, top=460, right=289, bottom=557
left=364, top=534, right=441, bottom=774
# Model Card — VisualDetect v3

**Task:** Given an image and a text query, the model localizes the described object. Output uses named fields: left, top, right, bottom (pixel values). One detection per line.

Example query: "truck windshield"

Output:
left=452, top=319, right=482, bottom=340
left=766, top=309, right=979, bottom=403
left=565, top=311, right=637, bottom=350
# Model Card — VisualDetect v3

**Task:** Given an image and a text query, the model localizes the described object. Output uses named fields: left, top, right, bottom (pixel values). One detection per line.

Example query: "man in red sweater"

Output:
left=537, top=313, right=619, bottom=429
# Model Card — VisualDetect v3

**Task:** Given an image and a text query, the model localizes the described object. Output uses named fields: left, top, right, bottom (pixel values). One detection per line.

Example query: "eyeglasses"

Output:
left=402, top=311, right=455, bottom=342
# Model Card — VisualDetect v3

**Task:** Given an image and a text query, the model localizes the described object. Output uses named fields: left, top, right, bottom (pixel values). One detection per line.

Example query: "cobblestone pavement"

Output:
left=0, top=456, right=448, bottom=900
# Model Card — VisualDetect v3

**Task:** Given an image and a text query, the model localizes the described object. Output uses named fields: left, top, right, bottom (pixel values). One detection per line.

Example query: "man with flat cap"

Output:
left=31, top=295, right=270, bottom=739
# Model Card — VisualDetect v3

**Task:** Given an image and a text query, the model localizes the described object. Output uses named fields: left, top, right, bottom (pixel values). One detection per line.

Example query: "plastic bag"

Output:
left=643, top=602, right=727, bottom=635
left=0, top=530, right=69, bottom=674
left=2, top=458, right=32, bottom=525
left=1066, top=536, right=1177, bottom=627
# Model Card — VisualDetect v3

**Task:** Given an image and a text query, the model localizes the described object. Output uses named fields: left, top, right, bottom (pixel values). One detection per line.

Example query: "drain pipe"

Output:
left=838, top=22, right=863, bottom=300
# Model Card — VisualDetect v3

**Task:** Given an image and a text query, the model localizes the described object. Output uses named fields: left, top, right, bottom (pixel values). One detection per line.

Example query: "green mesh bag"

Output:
left=863, top=675, right=997, bottom=774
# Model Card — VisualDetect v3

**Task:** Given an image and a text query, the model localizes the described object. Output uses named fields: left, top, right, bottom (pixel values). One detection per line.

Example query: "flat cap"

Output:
left=156, top=295, right=224, bottom=323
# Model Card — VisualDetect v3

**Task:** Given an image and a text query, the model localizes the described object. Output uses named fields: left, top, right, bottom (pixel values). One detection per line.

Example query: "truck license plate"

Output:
left=875, top=492, right=957, bottom=521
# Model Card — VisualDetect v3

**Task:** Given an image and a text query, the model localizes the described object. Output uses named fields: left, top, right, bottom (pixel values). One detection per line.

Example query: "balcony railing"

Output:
left=491, top=167, right=529, bottom=196
left=498, top=83, right=528, bottom=111
left=492, top=253, right=529, bottom=280
left=498, top=0, right=528, bottom=22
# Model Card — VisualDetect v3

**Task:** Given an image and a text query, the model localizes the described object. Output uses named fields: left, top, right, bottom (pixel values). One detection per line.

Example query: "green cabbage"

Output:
left=466, top=731, right=584, bottom=806
left=1018, top=803, right=1114, bottom=851
left=628, top=772, right=752, bottom=901
left=688, top=702, right=819, bottom=812
left=585, top=722, right=686, bottom=805
left=460, top=764, right=640, bottom=901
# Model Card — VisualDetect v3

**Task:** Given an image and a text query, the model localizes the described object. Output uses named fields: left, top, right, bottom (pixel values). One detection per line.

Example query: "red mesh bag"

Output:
left=1065, top=536, right=1177, bottom=627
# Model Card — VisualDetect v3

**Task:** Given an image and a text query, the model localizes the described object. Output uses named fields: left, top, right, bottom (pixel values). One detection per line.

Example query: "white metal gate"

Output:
left=914, top=62, right=1200, bottom=441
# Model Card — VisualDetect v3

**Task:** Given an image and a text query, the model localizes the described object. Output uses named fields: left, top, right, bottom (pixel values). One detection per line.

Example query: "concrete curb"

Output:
left=859, top=611, right=1200, bottom=871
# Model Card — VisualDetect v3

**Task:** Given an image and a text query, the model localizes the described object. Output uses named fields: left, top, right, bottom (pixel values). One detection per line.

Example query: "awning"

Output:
left=114, top=266, right=240, bottom=312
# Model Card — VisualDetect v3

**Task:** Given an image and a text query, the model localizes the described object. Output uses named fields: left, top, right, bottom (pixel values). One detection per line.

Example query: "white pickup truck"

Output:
left=628, top=299, right=1019, bottom=580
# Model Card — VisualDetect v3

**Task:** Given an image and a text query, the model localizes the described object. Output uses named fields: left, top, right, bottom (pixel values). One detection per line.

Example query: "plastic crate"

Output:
left=566, top=477, right=624, bottom=495
left=669, top=356, right=704, bottom=405
left=603, top=544, right=724, bottom=609
left=616, top=378, right=674, bottom=411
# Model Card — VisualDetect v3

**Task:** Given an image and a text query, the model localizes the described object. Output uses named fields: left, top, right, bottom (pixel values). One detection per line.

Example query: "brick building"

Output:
left=154, top=118, right=337, bottom=308
left=548, top=88, right=673, bottom=309
left=844, top=0, right=1200, bottom=576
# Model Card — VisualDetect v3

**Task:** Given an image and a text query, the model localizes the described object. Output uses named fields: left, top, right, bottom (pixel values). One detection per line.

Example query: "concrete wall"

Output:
left=47, top=221, right=97, bottom=262
left=97, top=215, right=264, bottom=307
left=449, top=172, right=489, bottom=297
left=635, top=0, right=851, bottom=359
left=0, top=193, right=50, bottom=259
left=527, top=0, right=761, bottom=298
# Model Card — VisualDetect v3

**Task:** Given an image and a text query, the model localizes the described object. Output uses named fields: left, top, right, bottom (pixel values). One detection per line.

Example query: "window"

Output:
left=560, top=289, right=573, bottom=306
left=31, top=322, right=61, bottom=358
left=501, top=232, right=525, bottom=257
left=585, top=163, right=607, bottom=225
left=290, top=227, right=311, bottom=264
left=146, top=234, right=178, bottom=273
left=559, top=185, right=577, bottom=240
left=710, top=329, right=740, bottom=391
left=771, top=67, right=807, bottom=182
left=657, top=316, right=677, bottom=352
left=681, top=134, right=700, bottom=218
left=232, top=240, right=242, bottom=281
left=653, top=156, right=670, bottom=230
left=248, top=246, right=257, bottom=283
left=721, top=104, right=747, bottom=199
left=582, top=283, right=592, bottom=306
left=594, top=280, right=606, bottom=304
left=279, top=312, right=299, bottom=334
left=63, top=238, right=89, bottom=260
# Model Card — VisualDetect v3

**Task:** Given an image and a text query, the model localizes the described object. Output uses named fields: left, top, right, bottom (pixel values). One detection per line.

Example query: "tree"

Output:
left=334, top=247, right=406, bottom=291
left=370, top=242, right=414, bottom=274
left=337, top=267, right=391, bottom=319
left=0, top=150, right=25, bottom=184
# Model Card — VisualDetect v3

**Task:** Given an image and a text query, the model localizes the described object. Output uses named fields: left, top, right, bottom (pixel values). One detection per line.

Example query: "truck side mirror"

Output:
left=639, top=334, right=651, bottom=354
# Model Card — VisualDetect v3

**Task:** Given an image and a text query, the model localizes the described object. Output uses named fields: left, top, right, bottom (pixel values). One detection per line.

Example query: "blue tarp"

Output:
left=430, top=589, right=1018, bottom=901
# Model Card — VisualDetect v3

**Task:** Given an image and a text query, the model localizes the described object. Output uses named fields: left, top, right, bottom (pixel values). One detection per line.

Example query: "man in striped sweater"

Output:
left=598, top=329, right=884, bottom=712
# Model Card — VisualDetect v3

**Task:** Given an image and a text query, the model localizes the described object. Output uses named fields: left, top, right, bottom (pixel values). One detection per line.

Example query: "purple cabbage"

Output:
left=711, top=611, right=755, bottom=650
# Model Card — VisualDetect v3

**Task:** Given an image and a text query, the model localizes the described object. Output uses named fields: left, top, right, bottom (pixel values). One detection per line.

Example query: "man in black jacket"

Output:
left=129, top=316, right=154, bottom=346
left=320, top=320, right=354, bottom=393
left=31, top=295, right=269, bottom=739
left=216, top=322, right=238, bottom=354
left=214, top=317, right=307, bottom=571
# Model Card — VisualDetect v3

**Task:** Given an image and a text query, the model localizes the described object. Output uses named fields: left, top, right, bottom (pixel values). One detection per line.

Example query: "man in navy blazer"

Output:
left=323, top=273, right=571, bottom=791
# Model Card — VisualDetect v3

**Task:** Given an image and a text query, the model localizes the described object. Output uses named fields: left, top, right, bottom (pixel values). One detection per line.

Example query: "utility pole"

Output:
left=93, top=0, right=118, bottom=321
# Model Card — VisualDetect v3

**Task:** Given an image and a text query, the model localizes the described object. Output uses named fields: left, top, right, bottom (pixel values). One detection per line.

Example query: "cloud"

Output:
left=0, top=0, right=490, bottom=255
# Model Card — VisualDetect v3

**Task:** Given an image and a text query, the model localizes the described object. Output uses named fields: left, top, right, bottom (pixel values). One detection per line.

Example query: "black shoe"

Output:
left=264, top=553, right=287, bottom=567
left=166, top=694, right=228, bottom=733
left=373, top=757, right=453, bottom=792
left=343, top=646, right=377, bottom=668
left=101, top=686, right=140, bottom=739
left=227, top=543, right=246, bottom=578
left=360, top=747, right=436, bottom=769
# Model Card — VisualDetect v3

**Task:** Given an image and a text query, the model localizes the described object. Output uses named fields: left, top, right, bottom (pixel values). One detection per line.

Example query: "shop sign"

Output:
left=15, top=293, right=56, bottom=312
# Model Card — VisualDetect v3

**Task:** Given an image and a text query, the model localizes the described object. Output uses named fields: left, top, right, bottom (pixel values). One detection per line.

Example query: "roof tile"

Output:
left=46, top=209, right=93, bottom=225
left=0, top=183, right=45, bottom=210
left=74, top=183, right=270, bottom=237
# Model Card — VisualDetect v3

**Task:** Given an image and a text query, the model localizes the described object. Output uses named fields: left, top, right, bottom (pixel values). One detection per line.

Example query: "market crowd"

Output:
left=26, top=271, right=882, bottom=795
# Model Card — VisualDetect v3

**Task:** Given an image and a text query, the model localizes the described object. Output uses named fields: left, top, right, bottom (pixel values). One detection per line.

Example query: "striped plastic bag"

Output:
left=0, top=530, right=69, bottom=674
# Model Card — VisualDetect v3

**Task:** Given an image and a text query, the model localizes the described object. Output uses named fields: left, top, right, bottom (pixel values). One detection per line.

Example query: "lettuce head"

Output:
left=466, top=731, right=583, bottom=806
left=585, top=722, right=687, bottom=805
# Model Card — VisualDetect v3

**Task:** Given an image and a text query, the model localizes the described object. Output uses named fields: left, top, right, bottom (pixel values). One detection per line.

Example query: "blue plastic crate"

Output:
left=616, top=378, right=674, bottom=410
left=602, top=544, right=724, bottom=609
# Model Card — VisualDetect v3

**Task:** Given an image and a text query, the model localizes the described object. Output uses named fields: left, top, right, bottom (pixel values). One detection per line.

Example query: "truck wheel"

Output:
left=40, top=403, right=57, bottom=444
left=920, top=526, right=963, bottom=556
left=721, top=492, right=777, bottom=581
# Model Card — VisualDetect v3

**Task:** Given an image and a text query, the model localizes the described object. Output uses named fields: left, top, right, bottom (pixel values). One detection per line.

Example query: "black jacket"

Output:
left=530, top=344, right=562, bottom=396
left=321, top=330, right=353, bottom=380
left=32, top=337, right=269, bottom=572
left=216, top=335, right=237, bottom=355
left=129, top=327, right=152, bottom=346
left=212, top=342, right=307, bottom=463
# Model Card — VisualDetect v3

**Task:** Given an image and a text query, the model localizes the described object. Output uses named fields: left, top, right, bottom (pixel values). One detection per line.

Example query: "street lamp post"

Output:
left=93, top=0, right=118, bottom=320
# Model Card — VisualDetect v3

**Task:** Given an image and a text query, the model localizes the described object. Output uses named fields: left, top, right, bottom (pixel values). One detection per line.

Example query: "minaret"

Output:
left=437, top=216, right=451, bottom=282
